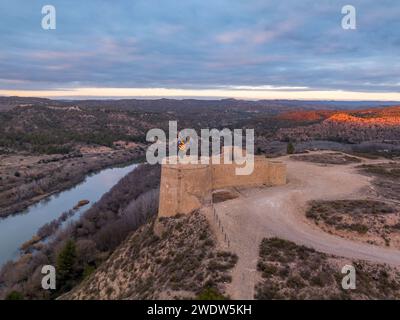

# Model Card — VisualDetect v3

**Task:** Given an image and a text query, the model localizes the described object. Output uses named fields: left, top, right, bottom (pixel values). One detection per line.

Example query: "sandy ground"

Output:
left=207, top=151, right=400, bottom=299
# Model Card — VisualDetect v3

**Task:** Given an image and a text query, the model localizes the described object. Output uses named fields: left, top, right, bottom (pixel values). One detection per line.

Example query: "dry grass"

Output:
left=358, top=163, right=400, bottom=202
left=359, top=163, right=400, bottom=179
left=291, top=152, right=361, bottom=165
left=306, top=200, right=400, bottom=248
left=255, top=237, right=400, bottom=300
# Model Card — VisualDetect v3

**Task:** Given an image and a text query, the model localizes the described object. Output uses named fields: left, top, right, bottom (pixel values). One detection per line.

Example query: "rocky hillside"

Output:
left=61, top=212, right=237, bottom=300
left=0, top=104, right=151, bottom=154
left=277, top=106, right=400, bottom=143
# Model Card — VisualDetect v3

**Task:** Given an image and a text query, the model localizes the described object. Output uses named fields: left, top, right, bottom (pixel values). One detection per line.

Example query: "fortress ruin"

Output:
left=158, top=147, right=286, bottom=217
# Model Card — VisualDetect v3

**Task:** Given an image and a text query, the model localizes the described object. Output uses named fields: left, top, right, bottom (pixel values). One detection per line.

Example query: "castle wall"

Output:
left=158, top=155, right=286, bottom=217
left=212, top=156, right=273, bottom=189
left=158, top=163, right=212, bottom=217
left=268, top=162, right=287, bottom=186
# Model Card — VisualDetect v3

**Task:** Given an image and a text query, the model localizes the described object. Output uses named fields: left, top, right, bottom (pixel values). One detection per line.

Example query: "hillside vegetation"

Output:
left=255, top=238, right=400, bottom=300
left=0, top=164, right=160, bottom=300
left=278, top=106, right=400, bottom=144
left=62, top=212, right=237, bottom=300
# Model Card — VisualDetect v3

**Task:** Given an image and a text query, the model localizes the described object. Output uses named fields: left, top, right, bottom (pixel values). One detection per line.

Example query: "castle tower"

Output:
left=158, top=158, right=212, bottom=217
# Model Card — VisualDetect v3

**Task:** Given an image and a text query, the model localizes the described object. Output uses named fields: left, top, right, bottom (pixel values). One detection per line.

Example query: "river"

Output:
left=0, top=163, right=138, bottom=267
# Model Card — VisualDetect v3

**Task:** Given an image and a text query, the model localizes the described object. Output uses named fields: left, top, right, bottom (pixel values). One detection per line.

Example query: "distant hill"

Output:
left=0, top=96, right=54, bottom=111
left=277, top=106, right=400, bottom=143
left=1, top=95, right=399, bottom=112
left=1, top=95, right=400, bottom=154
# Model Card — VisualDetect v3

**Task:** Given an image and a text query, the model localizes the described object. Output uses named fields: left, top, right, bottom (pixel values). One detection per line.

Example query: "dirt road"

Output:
left=212, top=153, right=400, bottom=299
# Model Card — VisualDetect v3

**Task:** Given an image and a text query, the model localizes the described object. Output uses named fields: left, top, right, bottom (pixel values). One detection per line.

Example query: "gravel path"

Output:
left=211, top=153, right=400, bottom=299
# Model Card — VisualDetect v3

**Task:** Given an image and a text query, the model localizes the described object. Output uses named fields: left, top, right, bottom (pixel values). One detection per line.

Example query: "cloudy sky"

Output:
left=0, top=0, right=399, bottom=100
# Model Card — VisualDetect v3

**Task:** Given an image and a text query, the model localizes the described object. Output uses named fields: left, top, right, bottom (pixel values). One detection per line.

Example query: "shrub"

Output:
left=262, top=264, right=278, bottom=277
left=255, top=282, right=282, bottom=300
left=83, top=265, right=96, bottom=279
left=196, top=287, right=227, bottom=300
left=287, top=142, right=295, bottom=154
left=347, top=223, right=369, bottom=234
left=56, top=239, right=77, bottom=289
left=286, top=275, right=306, bottom=289
left=5, top=291, right=24, bottom=300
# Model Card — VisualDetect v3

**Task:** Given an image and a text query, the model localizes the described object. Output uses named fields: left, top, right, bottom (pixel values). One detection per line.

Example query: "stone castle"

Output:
left=158, top=147, right=286, bottom=217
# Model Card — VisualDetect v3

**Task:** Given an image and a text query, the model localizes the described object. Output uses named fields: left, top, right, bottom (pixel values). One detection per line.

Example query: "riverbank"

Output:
left=0, top=162, right=141, bottom=267
left=0, top=147, right=145, bottom=218
left=0, top=163, right=160, bottom=299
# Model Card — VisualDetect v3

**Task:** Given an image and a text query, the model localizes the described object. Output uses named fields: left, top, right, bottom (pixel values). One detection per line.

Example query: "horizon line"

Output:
left=1, top=87, right=400, bottom=102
